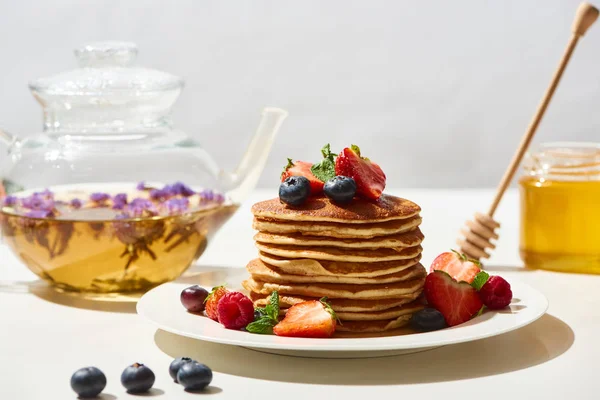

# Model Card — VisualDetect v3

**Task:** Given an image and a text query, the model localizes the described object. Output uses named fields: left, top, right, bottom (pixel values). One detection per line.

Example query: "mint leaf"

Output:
left=267, top=291, right=279, bottom=320
left=246, top=318, right=276, bottom=334
left=471, top=271, right=490, bottom=291
left=310, top=144, right=337, bottom=182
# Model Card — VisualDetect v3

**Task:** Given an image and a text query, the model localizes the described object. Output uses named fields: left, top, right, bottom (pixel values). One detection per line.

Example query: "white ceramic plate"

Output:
left=137, top=279, right=548, bottom=359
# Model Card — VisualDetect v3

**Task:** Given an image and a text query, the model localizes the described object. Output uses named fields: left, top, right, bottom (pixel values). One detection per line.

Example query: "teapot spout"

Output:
left=220, top=107, right=288, bottom=202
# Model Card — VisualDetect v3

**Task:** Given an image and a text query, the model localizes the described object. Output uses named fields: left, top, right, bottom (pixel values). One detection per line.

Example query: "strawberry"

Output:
left=334, top=145, right=386, bottom=200
left=281, top=159, right=324, bottom=194
left=273, top=298, right=337, bottom=338
left=424, top=271, right=483, bottom=327
left=430, top=250, right=481, bottom=284
left=204, top=285, right=229, bottom=321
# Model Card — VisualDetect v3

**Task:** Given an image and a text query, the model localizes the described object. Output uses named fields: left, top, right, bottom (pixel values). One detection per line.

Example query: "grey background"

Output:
left=1, top=0, right=599, bottom=189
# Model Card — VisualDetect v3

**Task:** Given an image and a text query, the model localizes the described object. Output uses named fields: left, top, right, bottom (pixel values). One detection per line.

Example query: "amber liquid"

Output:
left=519, top=177, right=600, bottom=274
left=1, top=204, right=238, bottom=293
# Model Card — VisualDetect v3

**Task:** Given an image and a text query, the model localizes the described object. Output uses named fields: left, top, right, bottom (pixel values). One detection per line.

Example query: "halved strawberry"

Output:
left=430, top=250, right=481, bottom=284
left=281, top=159, right=324, bottom=194
left=334, top=145, right=386, bottom=200
left=204, top=285, right=229, bottom=321
left=424, top=271, right=483, bottom=327
left=273, top=299, right=337, bottom=338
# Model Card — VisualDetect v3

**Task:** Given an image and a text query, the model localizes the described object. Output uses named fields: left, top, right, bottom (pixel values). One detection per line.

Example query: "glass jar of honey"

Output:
left=519, top=142, right=600, bottom=274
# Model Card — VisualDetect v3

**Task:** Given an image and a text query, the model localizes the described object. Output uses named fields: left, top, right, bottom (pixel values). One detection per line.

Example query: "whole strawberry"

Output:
left=479, top=276, right=512, bottom=309
left=217, top=292, right=255, bottom=330
left=204, top=285, right=229, bottom=321
left=335, top=145, right=386, bottom=200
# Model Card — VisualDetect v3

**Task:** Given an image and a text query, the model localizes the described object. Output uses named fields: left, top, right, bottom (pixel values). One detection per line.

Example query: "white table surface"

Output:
left=1, top=188, right=598, bottom=399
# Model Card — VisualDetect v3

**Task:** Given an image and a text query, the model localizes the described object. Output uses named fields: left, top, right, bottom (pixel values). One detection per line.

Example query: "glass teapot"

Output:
left=0, top=41, right=287, bottom=295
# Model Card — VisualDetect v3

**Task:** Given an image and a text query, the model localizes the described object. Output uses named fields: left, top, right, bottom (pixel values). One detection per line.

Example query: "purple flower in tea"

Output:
left=199, top=189, right=214, bottom=202
left=149, top=188, right=170, bottom=201
left=162, top=197, right=190, bottom=215
left=136, top=181, right=147, bottom=191
left=2, top=195, right=17, bottom=207
left=112, top=193, right=128, bottom=210
left=90, top=192, right=110, bottom=203
left=214, top=193, right=225, bottom=203
left=129, top=198, right=157, bottom=217
left=22, top=193, right=55, bottom=212
left=167, top=182, right=195, bottom=197
left=70, top=198, right=83, bottom=209
left=25, top=209, right=54, bottom=219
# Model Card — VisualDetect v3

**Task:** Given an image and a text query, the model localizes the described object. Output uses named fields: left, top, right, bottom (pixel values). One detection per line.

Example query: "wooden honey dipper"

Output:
left=457, top=2, right=599, bottom=261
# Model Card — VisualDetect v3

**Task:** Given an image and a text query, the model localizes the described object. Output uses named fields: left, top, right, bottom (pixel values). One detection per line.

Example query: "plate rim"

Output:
left=137, top=278, right=548, bottom=352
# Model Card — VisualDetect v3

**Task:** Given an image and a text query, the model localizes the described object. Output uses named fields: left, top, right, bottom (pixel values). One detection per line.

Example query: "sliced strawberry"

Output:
left=281, top=159, right=324, bottom=194
left=334, top=145, right=386, bottom=200
left=204, top=285, right=229, bottom=321
left=273, top=299, right=337, bottom=338
left=424, top=271, right=483, bottom=327
left=430, top=250, right=481, bottom=284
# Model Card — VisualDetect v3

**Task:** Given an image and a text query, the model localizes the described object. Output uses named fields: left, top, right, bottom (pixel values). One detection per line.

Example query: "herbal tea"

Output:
left=0, top=183, right=238, bottom=293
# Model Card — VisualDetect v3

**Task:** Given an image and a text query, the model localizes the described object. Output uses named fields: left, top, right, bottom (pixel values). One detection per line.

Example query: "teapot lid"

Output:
left=29, top=41, right=184, bottom=95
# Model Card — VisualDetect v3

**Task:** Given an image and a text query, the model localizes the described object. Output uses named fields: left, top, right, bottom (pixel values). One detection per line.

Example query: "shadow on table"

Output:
left=5, top=264, right=243, bottom=314
left=154, top=313, right=573, bottom=385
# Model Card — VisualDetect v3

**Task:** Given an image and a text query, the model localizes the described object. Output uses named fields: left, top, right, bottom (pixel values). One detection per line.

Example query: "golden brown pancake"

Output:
left=258, top=252, right=422, bottom=277
left=253, top=228, right=424, bottom=249
left=251, top=195, right=421, bottom=223
left=275, top=301, right=424, bottom=321
left=246, top=258, right=425, bottom=285
left=253, top=215, right=422, bottom=239
left=335, top=315, right=413, bottom=333
left=242, top=276, right=426, bottom=300
left=250, top=291, right=423, bottom=312
left=255, top=242, right=422, bottom=262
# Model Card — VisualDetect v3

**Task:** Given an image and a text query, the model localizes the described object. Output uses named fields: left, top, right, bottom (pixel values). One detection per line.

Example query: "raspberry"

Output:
left=217, top=292, right=255, bottom=330
left=479, top=276, right=512, bottom=309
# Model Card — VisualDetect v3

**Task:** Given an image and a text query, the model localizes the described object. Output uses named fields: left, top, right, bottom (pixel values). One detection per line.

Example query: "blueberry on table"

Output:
left=180, top=285, right=209, bottom=312
left=410, top=308, right=447, bottom=332
left=279, top=176, right=311, bottom=206
left=177, top=361, right=213, bottom=391
left=169, top=357, right=195, bottom=382
left=324, top=176, right=357, bottom=205
left=120, top=363, right=155, bottom=393
left=70, top=366, right=106, bottom=398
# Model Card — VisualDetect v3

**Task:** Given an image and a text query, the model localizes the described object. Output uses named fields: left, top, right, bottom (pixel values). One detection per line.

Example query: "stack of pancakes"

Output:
left=242, top=194, right=426, bottom=333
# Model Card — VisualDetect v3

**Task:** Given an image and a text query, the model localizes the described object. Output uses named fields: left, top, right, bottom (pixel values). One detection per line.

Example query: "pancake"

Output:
left=251, top=195, right=421, bottom=223
left=330, top=301, right=423, bottom=321
left=255, top=242, right=422, bottom=262
left=253, top=228, right=424, bottom=249
left=246, top=258, right=425, bottom=285
left=242, top=276, right=425, bottom=300
left=253, top=215, right=422, bottom=239
left=258, top=252, right=422, bottom=277
left=250, top=291, right=423, bottom=312
left=335, top=315, right=413, bottom=333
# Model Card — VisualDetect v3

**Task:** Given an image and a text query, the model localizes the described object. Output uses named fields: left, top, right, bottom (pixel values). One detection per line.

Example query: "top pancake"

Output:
left=251, top=194, right=421, bottom=224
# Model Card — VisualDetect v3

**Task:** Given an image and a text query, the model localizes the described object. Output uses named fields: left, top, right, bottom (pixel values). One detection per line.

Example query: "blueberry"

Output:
left=120, top=363, right=155, bottom=394
left=70, top=366, right=106, bottom=398
left=177, top=361, right=213, bottom=392
left=410, top=308, right=447, bottom=332
left=279, top=176, right=311, bottom=206
left=169, top=357, right=195, bottom=382
left=323, top=176, right=357, bottom=205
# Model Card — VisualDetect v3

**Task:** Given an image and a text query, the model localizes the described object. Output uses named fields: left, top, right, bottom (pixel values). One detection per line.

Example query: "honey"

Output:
left=519, top=143, right=600, bottom=274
